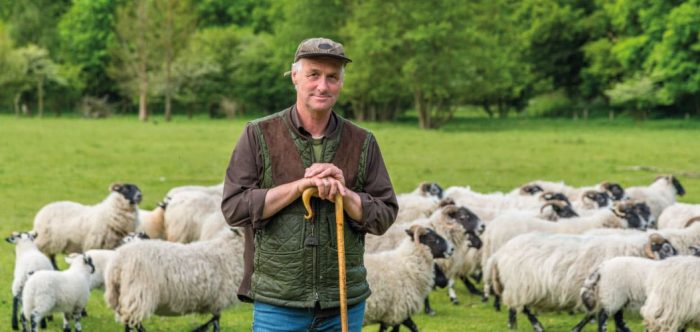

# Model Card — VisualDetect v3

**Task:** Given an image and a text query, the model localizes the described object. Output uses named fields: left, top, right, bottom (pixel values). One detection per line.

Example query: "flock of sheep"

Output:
left=5, top=175, right=699, bottom=331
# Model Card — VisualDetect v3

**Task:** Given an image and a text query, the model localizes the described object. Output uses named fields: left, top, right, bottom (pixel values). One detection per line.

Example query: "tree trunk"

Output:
left=14, top=93, right=21, bottom=117
left=583, top=107, right=588, bottom=120
left=482, top=101, right=493, bottom=118
left=609, top=109, right=614, bottom=121
left=416, top=91, right=429, bottom=129
left=164, top=0, right=174, bottom=122
left=37, top=76, right=44, bottom=118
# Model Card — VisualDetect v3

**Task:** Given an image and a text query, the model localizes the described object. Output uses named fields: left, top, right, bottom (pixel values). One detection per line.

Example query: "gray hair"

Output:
left=291, top=59, right=345, bottom=81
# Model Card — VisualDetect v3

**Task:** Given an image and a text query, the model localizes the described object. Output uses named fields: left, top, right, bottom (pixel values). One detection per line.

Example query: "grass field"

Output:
left=1, top=113, right=699, bottom=331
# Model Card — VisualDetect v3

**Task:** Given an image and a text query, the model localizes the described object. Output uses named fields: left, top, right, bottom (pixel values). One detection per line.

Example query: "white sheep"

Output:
left=162, top=190, right=227, bottom=243
left=104, top=227, right=244, bottom=331
left=657, top=203, right=700, bottom=229
left=625, top=175, right=685, bottom=221
left=363, top=224, right=453, bottom=331
left=480, top=201, right=650, bottom=277
left=514, top=180, right=626, bottom=201
left=484, top=229, right=679, bottom=332
left=21, top=254, right=95, bottom=332
left=6, top=231, right=54, bottom=331
left=641, top=255, right=700, bottom=332
left=394, top=182, right=446, bottom=223
left=33, top=183, right=142, bottom=268
left=575, top=234, right=678, bottom=332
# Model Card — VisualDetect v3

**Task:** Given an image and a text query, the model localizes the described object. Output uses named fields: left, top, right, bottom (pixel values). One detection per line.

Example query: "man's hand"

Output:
left=305, top=163, right=345, bottom=186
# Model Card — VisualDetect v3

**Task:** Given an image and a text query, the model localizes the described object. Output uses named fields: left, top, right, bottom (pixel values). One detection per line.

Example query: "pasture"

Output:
left=1, top=114, right=699, bottom=331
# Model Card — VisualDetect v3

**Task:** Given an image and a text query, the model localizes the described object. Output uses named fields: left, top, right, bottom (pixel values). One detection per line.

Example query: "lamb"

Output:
left=484, top=228, right=681, bottom=332
left=33, top=183, right=142, bottom=268
left=135, top=197, right=170, bottom=239
left=363, top=224, right=453, bottom=332
left=162, top=190, right=227, bottom=243
left=640, top=255, right=700, bottom=332
left=104, top=227, right=244, bottom=331
left=21, top=254, right=95, bottom=332
left=657, top=203, right=700, bottom=229
left=625, top=175, right=685, bottom=221
left=575, top=234, right=678, bottom=332
left=6, top=231, right=54, bottom=331
left=480, top=200, right=651, bottom=278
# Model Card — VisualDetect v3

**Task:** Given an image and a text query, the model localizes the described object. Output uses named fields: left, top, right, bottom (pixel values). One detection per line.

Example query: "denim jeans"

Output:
left=252, top=301, right=366, bottom=332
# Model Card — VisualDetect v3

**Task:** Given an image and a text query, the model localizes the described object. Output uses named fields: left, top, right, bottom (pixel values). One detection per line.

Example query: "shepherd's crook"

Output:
left=302, top=187, right=348, bottom=332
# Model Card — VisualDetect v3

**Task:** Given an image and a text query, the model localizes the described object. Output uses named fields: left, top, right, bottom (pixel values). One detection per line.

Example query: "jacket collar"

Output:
left=287, top=105, right=340, bottom=139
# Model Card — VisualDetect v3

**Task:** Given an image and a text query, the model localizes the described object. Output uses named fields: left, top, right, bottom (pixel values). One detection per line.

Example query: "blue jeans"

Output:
left=252, top=301, right=366, bottom=332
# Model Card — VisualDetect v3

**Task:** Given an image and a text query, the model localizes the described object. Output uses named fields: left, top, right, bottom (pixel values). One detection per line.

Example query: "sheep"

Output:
left=165, top=182, right=223, bottom=198
left=625, top=175, right=685, bottom=221
left=104, top=227, right=244, bottom=331
left=514, top=180, right=626, bottom=201
left=640, top=255, right=700, bottom=332
left=32, top=183, right=142, bottom=268
left=135, top=197, right=170, bottom=239
left=484, top=228, right=682, bottom=332
left=363, top=224, right=453, bottom=332
left=21, top=254, right=95, bottom=332
left=480, top=200, right=651, bottom=284
left=575, top=234, right=678, bottom=332
left=395, top=182, right=446, bottom=223
left=6, top=232, right=54, bottom=331
left=162, top=190, right=227, bottom=243
left=657, top=203, right=700, bottom=229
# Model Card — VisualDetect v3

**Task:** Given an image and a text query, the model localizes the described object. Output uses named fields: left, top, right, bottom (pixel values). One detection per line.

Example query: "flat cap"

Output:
left=294, top=37, right=352, bottom=63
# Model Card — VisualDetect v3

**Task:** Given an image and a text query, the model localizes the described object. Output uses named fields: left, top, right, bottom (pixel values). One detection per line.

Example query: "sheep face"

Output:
left=421, top=182, right=444, bottom=199
left=520, top=184, right=544, bottom=195
left=601, top=182, right=625, bottom=201
left=689, top=245, right=700, bottom=257
left=5, top=231, right=37, bottom=244
left=644, top=234, right=677, bottom=260
left=405, top=226, right=453, bottom=259
left=110, top=183, right=143, bottom=205
left=444, top=206, right=484, bottom=235
left=612, top=201, right=650, bottom=230
left=66, top=253, right=96, bottom=273
left=540, top=192, right=571, bottom=206
left=654, top=175, right=685, bottom=196
left=541, top=201, right=578, bottom=220
left=466, top=232, right=483, bottom=249
left=633, top=202, right=654, bottom=229
left=583, top=190, right=609, bottom=208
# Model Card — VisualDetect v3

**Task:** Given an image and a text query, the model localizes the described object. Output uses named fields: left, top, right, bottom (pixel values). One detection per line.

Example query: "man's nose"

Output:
left=316, top=77, right=329, bottom=91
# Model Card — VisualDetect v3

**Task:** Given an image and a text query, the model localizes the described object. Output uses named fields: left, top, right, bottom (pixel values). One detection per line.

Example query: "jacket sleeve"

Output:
left=221, top=124, right=271, bottom=229
left=350, top=135, right=398, bottom=236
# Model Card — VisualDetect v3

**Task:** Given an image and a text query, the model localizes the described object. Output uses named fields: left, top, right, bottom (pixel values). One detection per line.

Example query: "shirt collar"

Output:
left=289, top=105, right=338, bottom=139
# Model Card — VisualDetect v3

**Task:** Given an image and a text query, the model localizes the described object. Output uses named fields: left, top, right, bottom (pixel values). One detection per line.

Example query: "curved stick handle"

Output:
left=300, top=187, right=348, bottom=332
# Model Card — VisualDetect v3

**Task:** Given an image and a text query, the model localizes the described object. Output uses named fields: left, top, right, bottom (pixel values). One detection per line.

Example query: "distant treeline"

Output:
left=1, top=0, right=699, bottom=127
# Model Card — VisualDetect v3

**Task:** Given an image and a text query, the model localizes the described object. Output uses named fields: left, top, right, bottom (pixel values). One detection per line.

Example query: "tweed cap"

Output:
left=294, top=37, right=352, bottom=63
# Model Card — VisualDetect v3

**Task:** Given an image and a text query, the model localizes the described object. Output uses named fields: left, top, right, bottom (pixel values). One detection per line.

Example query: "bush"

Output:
left=524, top=90, right=575, bottom=117
left=79, top=96, right=113, bottom=118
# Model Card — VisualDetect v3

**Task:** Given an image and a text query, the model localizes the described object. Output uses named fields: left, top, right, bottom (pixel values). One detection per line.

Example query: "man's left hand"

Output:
left=304, top=163, right=345, bottom=186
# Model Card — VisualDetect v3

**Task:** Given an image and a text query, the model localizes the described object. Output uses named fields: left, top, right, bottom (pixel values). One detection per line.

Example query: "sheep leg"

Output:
left=49, top=255, right=58, bottom=270
left=378, top=323, right=390, bottom=332
left=81, top=308, right=88, bottom=317
left=612, top=310, right=630, bottom=332
left=523, top=306, right=545, bottom=332
left=597, top=310, right=608, bottom=332
left=192, top=314, right=220, bottom=332
left=448, top=279, right=460, bottom=304
left=460, top=276, right=483, bottom=296
left=30, top=312, right=40, bottom=332
left=39, top=318, right=47, bottom=329
left=494, top=295, right=502, bottom=311
left=20, top=313, right=27, bottom=332
left=389, top=325, right=399, bottom=332
left=73, top=311, right=83, bottom=332
left=62, top=313, right=71, bottom=332
left=508, top=308, right=517, bottom=330
left=424, top=297, right=436, bottom=316
left=571, top=313, right=594, bottom=332
left=400, top=316, right=419, bottom=332
left=12, top=295, right=19, bottom=330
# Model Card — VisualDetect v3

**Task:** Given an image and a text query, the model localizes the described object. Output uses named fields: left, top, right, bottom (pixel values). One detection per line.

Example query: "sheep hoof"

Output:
left=450, top=298, right=460, bottom=305
left=425, top=308, right=436, bottom=316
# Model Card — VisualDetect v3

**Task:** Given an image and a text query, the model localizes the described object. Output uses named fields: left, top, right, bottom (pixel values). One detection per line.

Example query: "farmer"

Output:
left=221, top=37, right=398, bottom=331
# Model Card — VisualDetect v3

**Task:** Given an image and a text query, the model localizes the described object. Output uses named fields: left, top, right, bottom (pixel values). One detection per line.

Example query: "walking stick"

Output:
left=302, top=187, right=348, bottom=332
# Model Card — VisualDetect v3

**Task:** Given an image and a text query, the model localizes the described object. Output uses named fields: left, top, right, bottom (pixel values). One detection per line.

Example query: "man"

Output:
left=221, top=37, right=398, bottom=331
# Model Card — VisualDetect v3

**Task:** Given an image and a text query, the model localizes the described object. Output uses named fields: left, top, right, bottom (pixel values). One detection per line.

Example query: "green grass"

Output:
left=1, top=114, right=699, bottom=331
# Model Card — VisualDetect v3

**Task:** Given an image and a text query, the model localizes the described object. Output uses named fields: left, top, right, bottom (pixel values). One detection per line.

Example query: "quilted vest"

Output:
left=250, top=107, right=373, bottom=309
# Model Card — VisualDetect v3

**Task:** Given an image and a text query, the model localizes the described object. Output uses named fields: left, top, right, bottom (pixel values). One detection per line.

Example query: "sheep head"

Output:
left=654, top=175, right=685, bottom=196
left=582, top=190, right=609, bottom=208
left=600, top=182, right=625, bottom=201
left=110, top=182, right=143, bottom=205
left=405, top=225, right=453, bottom=258
left=611, top=201, right=648, bottom=230
left=644, top=233, right=677, bottom=260
left=539, top=191, right=571, bottom=206
left=420, top=182, right=444, bottom=199
left=443, top=205, right=484, bottom=235
left=540, top=201, right=578, bottom=221
left=5, top=231, right=36, bottom=244
left=520, top=183, right=544, bottom=195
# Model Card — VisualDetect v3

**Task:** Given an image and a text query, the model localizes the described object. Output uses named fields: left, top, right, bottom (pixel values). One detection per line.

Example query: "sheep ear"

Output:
left=5, top=233, right=17, bottom=244
left=443, top=205, right=459, bottom=218
left=109, top=183, right=123, bottom=192
left=438, top=197, right=455, bottom=208
left=28, top=231, right=37, bottom=240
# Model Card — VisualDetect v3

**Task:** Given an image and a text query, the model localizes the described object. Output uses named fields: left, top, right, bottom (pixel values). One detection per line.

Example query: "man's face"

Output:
left=292, top=57, right=344, bottom=114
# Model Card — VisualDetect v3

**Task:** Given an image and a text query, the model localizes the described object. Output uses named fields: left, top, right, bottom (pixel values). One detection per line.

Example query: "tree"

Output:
left=3, top=0, right=71, bottom=55
left=0, top=22, right=27, bottom=115
left=110, top=0, right=158, bottom=122
left=605, top=75, right=660, bottom=120
left=15, top=45, right=65, bottom=117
